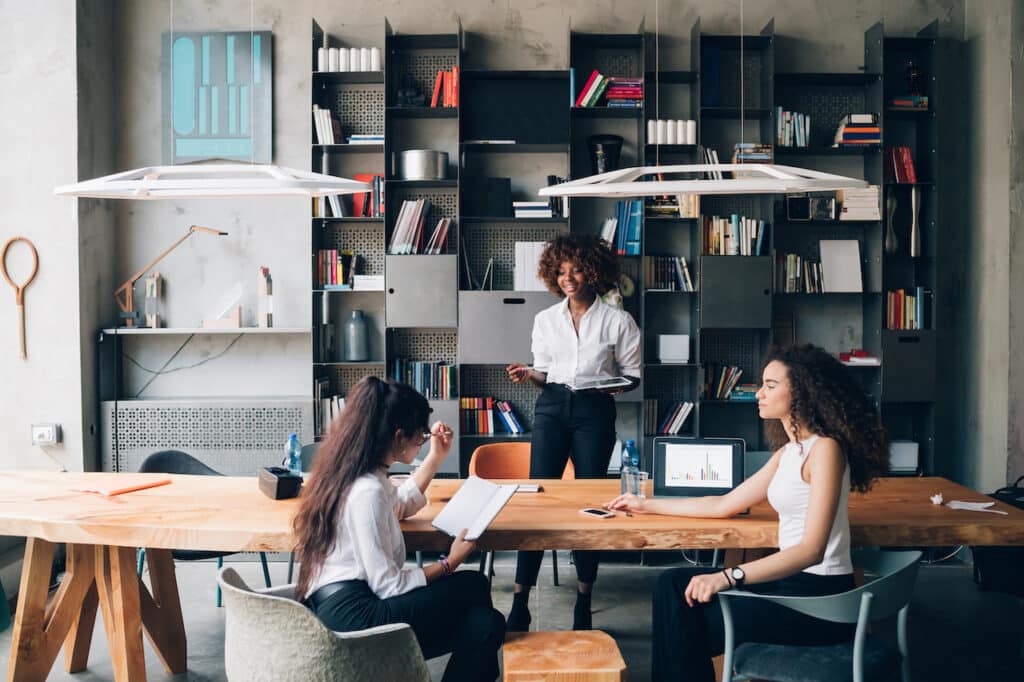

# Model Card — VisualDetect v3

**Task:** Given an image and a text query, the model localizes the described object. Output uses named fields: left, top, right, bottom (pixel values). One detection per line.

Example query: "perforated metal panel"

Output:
left=776, top=87, right=866, bottom=148
left=700, top=330, right=761, bottom=378
left=389, top=328, right=457, bottom=364
left=332, top=87, right=385, bottom=136
left=101, top=399, right=313, bottom=474
left=392, top=190, right=458, bottom=252
left=460, top=365, right=536, bottom=431
left=462, top=224, right=567, bottom=290
left=717, top=51, right=765, bottom=108
left=593, top=52, right=641, bottom=79
left=644, top=365, right=697, bottom=401
left=701, top=196, right=765, bottom=219
left=394, top=51, right=457, bottom=103
left=327, top=365, right=387, bottom=395
left=321, top=223, right=385, bottom=276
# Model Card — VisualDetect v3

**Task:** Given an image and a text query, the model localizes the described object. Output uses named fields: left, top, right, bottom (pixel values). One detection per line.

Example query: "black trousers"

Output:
left=515, top=383, right=617, bottom=587
left=312, top=571, right=505, bottom=682
left=651, top=566, right=856, bottom=682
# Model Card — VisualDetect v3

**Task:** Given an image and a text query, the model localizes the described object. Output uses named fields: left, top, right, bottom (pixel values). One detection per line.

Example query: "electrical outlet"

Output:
left=31, top=423, right=62, bottom=446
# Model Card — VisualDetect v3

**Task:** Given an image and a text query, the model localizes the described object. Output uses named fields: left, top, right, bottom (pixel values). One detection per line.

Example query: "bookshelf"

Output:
left=308, top=16, right=951, bottom=478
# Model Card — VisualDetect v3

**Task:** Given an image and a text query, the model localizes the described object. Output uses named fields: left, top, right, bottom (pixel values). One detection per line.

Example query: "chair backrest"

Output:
left=468, top=442, right=575, bottom=480
left=217, top=568, right=430, bottom=682
left=300, top=443, right=319, bottom=472
left=138, top=450, right=221, bottom=476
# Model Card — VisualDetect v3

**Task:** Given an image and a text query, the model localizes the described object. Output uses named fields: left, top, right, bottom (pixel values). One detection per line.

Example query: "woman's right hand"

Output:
left=604, top=493, right=647, bottom=514
left=447, top=529, right=476, bottom=568
left=506, top=363, right=529, bottom=384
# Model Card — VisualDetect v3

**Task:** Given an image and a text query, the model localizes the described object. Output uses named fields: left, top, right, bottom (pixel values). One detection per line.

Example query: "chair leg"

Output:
left=416, top=551, right=424, bottom=568
left=216, top=556, right=223, bottom=608
left=485, top=551, right=495, bottom=581
left=551, top=550, right=559, bottom=587
left=136, top=548, right=146, bottom=576
left=259, top=552, right=272, bottom=588
left=287, top=552, right=295, bottom=584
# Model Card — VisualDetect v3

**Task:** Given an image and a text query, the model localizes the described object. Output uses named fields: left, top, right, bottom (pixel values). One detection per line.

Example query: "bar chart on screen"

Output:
left=665, top=443, right=734, bottom=488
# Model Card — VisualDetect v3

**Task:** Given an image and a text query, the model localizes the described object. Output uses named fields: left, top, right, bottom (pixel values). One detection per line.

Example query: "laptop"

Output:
left=652, top=437, right=745, bottom=498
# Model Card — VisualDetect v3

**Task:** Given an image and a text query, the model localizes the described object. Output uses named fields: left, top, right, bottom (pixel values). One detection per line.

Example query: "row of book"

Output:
left=704, top=364, right=744, bottom=400
left=701, top=147, right=725, bottom=179
left=388, top=199, right=451, bottom=254
left=657, top=401, right=695, bottom=435
left=886, top=287, right=929, bottom=330
left=573, top=71, right=644, bottom=108
left=732, top=142, right=773, bottom=163
left=391, top=361, right=457, bottom=400
left=885, top=146, right=918, bottom=184
left=833, top=113, right=880, bottom=147
left=430, top=66, right=460, bottom=108
left=729, top=384, right=759, bottom=402
left=702, top=215, right=768, bottom=256
left=776, top=108, right=811, bottom=148
left=314, top=173, right=385, bottom=219
left=315, top=249, right=354, bottom=289
left=776, top=253, right=824, bottom=293
left=312, top=105, right=343, bottom=145
left=599, top=200, right=643, bottom=255
left=314, top=377, right=345, bottom=437
left=644, top=256, right=695, bottom=291
left=460, top=397, right=526, bottom=434
left=836, top=186, right=881, bottom=221
left=646, top=192, right=700, bottom=219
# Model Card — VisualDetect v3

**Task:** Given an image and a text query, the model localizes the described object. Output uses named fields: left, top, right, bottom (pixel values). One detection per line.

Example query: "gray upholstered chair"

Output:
left=719, top=549, right=922, bottom=682
left=218, top=567, right=430, bottom=682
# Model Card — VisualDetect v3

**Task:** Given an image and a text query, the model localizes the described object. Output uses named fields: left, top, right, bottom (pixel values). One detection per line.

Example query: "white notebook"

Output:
left=432, top=476, right=518, bottom=541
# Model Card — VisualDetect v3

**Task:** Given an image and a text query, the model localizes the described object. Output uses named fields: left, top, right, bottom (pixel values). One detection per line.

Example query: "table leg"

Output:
left=95, top=545, right=147, bottom=682
left=6, top=540, right=95, bottom=682
left=139, top=548, right=187, bottom=673
left=63, top=545, right=99, bottom=672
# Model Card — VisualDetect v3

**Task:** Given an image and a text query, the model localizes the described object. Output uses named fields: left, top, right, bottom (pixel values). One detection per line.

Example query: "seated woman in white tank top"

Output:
left=606, top=344, right=889, bottom=682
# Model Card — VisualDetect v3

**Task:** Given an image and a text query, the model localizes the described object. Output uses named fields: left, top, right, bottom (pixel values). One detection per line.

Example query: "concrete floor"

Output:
left=1, top=551, right=1021, bottom=681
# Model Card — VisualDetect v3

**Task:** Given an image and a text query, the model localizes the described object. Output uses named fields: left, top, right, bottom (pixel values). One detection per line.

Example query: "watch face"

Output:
left=731, top=567, right=745, bottom=580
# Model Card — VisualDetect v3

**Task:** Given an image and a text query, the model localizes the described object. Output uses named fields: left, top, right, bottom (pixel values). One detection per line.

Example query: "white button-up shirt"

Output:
left=531, top=296, right=641, bottom=386
left=306, top=469, right=427, bottom=600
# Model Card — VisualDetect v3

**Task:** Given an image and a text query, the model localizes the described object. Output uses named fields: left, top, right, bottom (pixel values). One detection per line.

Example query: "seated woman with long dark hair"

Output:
left=292, top=376, right=505, bottom=682
left=606, top=344, right=889, bottom=682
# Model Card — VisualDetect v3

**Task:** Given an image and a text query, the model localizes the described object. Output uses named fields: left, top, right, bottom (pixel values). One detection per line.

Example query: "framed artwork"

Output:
left=163, top=31, right=273, bottom=164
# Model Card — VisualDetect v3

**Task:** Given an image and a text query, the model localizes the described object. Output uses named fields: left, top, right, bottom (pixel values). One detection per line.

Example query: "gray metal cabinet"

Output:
left=881, top=331, right=936, bottom=402
left=457, top=292, right=553, bottom=364
left=699, top=256, right=772, bottom=328
left=385, top=255, right=458, bottom=328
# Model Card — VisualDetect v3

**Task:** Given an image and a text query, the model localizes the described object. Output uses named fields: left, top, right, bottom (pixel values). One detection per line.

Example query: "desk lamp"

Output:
left=114, top=224, right=227, bottom=327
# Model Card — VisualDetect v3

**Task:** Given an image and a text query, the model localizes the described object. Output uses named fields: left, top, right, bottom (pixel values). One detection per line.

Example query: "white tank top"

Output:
left=766, top=435, right=852, bottom=575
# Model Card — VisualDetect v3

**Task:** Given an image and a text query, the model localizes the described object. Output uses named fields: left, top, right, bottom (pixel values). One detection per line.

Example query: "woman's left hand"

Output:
left=683, top=571, right=731, bottom=607
left=427, top=420, right=453, bottom=459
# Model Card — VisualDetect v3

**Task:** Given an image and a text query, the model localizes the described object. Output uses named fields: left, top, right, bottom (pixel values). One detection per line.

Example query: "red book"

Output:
left=430, top=70, right=443, bottom=107
left=900, top=147, right=918, bottom=183
left=575, top=70, right=599, bottom=107
left=452, top=65, right=459, bottom=108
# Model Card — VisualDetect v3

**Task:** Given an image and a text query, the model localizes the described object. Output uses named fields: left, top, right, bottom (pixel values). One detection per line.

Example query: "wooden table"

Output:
left=1, top=471, right=1022, bottom=681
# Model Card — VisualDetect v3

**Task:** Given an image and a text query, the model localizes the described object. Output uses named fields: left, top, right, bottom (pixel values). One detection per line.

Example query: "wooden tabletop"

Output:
left=0, top=471, right=1021, bottom=552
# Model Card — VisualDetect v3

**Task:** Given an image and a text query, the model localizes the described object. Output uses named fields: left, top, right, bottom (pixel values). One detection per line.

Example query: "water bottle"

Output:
left=621, top=439, right=640, bottom=495
left=285, top=434, right=302, bottom=476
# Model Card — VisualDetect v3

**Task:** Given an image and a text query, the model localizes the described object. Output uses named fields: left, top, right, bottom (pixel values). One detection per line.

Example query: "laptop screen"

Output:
left=653, top=437, right=745, bottom=497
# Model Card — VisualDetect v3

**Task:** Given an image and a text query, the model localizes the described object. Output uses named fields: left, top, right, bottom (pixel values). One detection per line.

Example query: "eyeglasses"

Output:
left=418, top=432, right=433, bottom=446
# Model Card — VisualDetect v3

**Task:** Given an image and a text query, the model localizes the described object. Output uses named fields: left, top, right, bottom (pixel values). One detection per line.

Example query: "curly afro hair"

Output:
left=761, top=344, right=889, bottom=493
left=537, top=234, right=619, bottom=297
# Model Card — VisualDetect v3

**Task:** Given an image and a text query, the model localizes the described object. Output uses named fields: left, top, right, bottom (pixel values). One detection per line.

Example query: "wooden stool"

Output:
left=503, top=630, right=626, bottom=681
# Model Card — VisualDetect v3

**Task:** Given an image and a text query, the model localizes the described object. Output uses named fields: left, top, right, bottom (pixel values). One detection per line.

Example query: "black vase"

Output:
left=587, top=134, right=624, bottom=175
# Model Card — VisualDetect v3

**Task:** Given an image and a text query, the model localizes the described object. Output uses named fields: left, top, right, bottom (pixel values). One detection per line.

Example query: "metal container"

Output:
left=396, top=150, right=448, bottom=180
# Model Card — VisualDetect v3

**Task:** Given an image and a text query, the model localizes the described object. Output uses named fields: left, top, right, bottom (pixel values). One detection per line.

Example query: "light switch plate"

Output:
left=31, top=423, right=62, bottom=446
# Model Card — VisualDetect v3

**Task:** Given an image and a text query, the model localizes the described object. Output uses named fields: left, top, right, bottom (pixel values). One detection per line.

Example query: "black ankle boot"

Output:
left=507, top=592, right=531, bottom=632
left=573, top=591, right=592, bottom=630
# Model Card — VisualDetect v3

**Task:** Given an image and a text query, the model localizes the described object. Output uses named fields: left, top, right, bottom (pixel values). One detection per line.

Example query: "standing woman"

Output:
left=293, top=376, right=505, bottom=682
left=505, top=234, right=641, bottom=631
left=605, top=344, right=889, bottom=682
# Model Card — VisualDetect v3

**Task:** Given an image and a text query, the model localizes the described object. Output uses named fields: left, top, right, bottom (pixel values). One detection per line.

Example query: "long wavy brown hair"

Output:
left=537, top=234, right=619, bottom=297
left=761, top=344, right=889, bottom=492
left=292, top=376, right=430, bottom=599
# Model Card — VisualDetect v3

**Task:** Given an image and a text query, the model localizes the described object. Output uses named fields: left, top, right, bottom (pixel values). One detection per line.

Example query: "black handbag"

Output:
left=970, top=475, right=1024, bottom=597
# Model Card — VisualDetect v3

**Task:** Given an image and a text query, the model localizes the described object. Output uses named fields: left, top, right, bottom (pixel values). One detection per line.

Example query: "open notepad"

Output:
left=431, top=476, right=518, bottom=541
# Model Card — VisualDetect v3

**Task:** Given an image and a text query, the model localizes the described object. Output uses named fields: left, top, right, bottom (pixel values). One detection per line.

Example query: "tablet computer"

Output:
left=565, top=375, right=634, bottom=392
left=652, top=437, right=745, bottom=498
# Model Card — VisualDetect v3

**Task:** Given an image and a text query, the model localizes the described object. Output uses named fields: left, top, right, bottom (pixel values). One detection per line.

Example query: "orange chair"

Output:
left=468, top=442, right=574, bottom=586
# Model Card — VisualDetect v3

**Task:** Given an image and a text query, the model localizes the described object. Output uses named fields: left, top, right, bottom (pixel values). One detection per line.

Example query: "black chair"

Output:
left=136, top=450, right=272, bottom=607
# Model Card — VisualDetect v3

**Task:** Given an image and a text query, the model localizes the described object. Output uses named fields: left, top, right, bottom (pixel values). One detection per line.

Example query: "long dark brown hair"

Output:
left=761, top=344, right=889, bottom=492
left=537, top=234, right=619, bottom=297
left=292, top=376, right=431, bottom=598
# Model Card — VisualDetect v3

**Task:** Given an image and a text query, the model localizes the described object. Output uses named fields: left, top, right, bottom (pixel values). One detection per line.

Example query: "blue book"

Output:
left=569, top=68, right=576, bottom=107
left=627, top=200, right=643, bottom=255
left=755, top=221, right=766, bottom=256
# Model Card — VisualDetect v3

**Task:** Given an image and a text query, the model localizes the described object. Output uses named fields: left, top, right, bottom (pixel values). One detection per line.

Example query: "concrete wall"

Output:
left=1007, top=0, right=1024, bottom=484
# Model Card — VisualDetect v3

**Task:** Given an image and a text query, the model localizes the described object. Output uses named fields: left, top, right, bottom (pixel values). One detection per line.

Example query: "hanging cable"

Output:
left=739, top=0, right=745, bottom=149
left=655, top=0, right=660, bottom=167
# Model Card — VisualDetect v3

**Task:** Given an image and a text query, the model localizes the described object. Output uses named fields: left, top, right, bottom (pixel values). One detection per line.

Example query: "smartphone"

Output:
left=578, top=507, right=615, bottom=519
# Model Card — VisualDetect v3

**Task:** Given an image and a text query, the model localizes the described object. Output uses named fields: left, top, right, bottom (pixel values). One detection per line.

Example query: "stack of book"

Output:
left=353, top=274, right=384, bottom=291
left=732, top=142, right=773, bottom=163
left=836, top=186, right=881, bottom=221
left=495, top=401, right=526, bottom=434
left=885, top=146, right=918, bottom=183
left=704, top=365, right=744, bottom=400
left=429, top=66, right=459, bottom=108
left=645, top=192, right=699, bottom=218
left=644, top=256, right=694, bottom=291
left=833, top=114, right=881, bottom=147
left=599, top=200, right=642, bottom=255
left=388, top=199, right=451, bottom=254
left=776, top=108, right=810, bottom=147
left=887, top=287, right=929, bottom=330
left=347, top=134, right=384, bottom=145
left=889, top=94, right=928, bottom=111
left=391, top=360, right=457, bottom=399
left=729, top=384, right=759, bottom=402
left=312, top=105, right=343, bottom=144
left=314, top=378, right=345, bottom=437
left=604, top=77, right=644, bottom=108
left=315, top=249, right=355, bottom=289
left=513, top=201, right=552, bottom=219
left=776, top=253, right=823, bottom=293
left=657, top=401, right=695, bottom=435
left=702, top=214, right=768, bottom=256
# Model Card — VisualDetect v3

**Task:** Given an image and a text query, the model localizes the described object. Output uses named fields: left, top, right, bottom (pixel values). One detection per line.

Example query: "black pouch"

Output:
left=970, top=475, right=1024, bottom=597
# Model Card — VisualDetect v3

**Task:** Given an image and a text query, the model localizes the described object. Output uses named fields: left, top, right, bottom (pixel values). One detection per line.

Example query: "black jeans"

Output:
left=312, top=571, right=504, bottom=682
left=515, top=383, right=617, bottom=587
left=651, top=566, right=856, bottom=682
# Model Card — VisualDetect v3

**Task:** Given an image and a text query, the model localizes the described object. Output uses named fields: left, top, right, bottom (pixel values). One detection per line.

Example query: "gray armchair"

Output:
left=217, top=567, right=431, bottom=682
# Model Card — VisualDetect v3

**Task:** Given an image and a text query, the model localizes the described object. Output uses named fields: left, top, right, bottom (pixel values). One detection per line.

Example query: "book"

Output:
left=575, top=70, right=600, bottom=107
left=819, top=240, right=863, bottom=292
left=431, top=476, right=518, bottom=541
